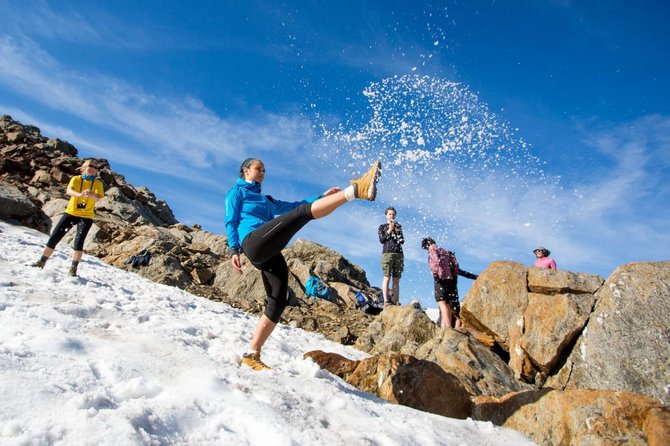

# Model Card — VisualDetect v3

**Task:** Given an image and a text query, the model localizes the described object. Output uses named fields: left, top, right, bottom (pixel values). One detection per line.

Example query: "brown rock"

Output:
left=516, top=291, right=596, bottom=376
left=461, top=261, right=529, bottom=349
left=49, top=167, right=68, bottom=183
left=191, top=268, right=214, bottom=285
left=6, top=131, right=25, bottom=143
left=643, top=407, right=670, bottom=446
left=465, top=327, right=495, bottom=348
left=355, top=305, right=437, bottom=354
left=416, top=328, right=534, bottom=398
left=472, top=388, right=666, bottom=446
left=326, top=281, right=357, bottom=308
left=508, top=314, right=535, bottom=382
left=30, top=170, right=52, bottom=185
left=527, top=268, right=604, bottom=295
left=188, top=242, right=210, bottom=254
left=189, top=230, right=228, bottom=256
left=303, top=351, right=359, bottom=376
left=305, top=350, right=474, bottom=420
left=557, top=262, right=670, bottom=403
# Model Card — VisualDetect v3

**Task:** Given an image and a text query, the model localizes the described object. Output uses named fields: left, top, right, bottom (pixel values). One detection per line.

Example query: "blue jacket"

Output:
left=225, top=178, right=321, bottom=254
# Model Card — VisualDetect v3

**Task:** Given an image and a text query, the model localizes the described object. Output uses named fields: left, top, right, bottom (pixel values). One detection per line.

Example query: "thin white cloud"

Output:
left=0, top=35, right=314, bottom=173
left=0, top=0, right=164, bottom=50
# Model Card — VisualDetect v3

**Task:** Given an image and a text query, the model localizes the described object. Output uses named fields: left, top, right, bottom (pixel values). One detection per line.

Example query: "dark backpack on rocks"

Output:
left=355, top=291, right=383, bottom=315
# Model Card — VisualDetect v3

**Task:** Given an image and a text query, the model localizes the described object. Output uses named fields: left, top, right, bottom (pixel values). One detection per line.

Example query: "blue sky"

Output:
left=1, top=0, right=669, bottom=306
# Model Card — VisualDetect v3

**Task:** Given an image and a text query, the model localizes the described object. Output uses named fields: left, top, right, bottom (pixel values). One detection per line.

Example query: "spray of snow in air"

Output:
left=317, top=74, right=559, bottom=260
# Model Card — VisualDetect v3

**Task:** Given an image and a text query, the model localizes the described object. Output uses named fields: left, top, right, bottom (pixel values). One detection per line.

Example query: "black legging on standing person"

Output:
left=241, top=202, right=315, bottom=323
left=46, top=214, right=93, bottom=251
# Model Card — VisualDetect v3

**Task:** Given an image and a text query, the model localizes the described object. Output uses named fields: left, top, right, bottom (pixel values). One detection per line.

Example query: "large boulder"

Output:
left=355, top=305, right=437, bottom=354
left=472, top=388, right=669, bottom=446
left=514, top=291, right=597, bottom=379
left=213, top=253, right=267, bottom=311
left=550, top=262, right=670, bottom=404
left=460, top=261, right=528, bottom=349
left=96, top=187, right=174, bottom=227
left=415, top=328, right=534, bottom=398
left=0, top=180, right=37, bottom=218
left=189, top=228, right=229, bottom=256
left=462, top=263, right=605, bottom=383
left=304, top=350, right=474, bottom=420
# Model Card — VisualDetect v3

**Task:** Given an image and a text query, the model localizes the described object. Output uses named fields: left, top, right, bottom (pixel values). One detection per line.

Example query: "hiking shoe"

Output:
left=68, top=265, right=78, bottom=277
left=241, top=352, right=271, bottom=371
left=350, top=160, right=382, bottom=201
left=31, top=260, right=46, bottom=269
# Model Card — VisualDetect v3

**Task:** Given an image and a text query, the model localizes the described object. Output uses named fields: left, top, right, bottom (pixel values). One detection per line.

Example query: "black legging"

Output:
left=242, top=203, right=314, bottom=323
left=46, top=213, right=93, bottom=251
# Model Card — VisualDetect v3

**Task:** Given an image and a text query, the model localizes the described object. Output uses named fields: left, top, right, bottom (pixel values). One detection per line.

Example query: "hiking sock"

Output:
left=343, top=185, right=356, bottom=201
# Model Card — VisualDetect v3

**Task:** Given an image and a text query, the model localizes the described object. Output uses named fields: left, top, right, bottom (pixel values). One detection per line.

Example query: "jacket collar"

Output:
left=236, top=177, right=262, bottom=193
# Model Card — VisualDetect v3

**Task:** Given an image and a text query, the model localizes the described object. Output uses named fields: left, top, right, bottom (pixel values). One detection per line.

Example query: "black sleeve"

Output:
left=459, top=269, right=478, bottom=280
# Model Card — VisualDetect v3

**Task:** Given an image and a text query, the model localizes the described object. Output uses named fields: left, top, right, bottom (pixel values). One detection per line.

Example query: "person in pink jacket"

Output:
left=532, top=246, right=557, bottom=269
left=421, top=237, right=478, bottom=329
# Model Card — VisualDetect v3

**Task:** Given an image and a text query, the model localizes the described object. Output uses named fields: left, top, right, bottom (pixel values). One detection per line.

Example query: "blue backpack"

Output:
left=304, top=275, right=331, bottom=302
left=355, top=291, right=383, bottom=315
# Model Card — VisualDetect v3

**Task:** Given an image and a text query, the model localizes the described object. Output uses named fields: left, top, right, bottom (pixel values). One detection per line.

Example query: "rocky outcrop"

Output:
left=284, top=240, right=370, bottom=291
left=344, top=262, right=668, bottom=443
left=306, top=349, right=669, bottom=445
left=459, top=261, right=529, bottom=350
left=461, top=262, right=604, bottom=384
left=355, top=305, right=532, bottom=398
left=459, top=260, right=670, bottom=407
left=0, top=115, right=177, bottom=235
left=548, top=262, right=670, bottom=403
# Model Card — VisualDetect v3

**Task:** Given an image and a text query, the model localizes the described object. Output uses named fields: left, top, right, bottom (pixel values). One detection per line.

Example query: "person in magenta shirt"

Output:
left=533, top=246, right=557, bottom=269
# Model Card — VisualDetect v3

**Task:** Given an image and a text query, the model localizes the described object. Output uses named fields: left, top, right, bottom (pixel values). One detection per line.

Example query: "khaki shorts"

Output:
left=381, top=252, right=404, bottom=278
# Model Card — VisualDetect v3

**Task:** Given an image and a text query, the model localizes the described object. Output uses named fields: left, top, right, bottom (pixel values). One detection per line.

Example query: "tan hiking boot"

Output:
left=350, top=160, right=382, bottom=201
left=241, top=352, right=271, bottom=371
left=31, top=259, right=46, bottom=269
left=68, top=265, right=78, bottom=277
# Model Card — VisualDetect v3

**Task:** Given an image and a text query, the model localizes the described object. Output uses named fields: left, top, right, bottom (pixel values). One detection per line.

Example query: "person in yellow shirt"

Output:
left=32, top=159, right=105, bottom=276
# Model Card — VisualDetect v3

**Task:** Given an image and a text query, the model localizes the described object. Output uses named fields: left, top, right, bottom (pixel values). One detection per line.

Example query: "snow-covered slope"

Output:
left=0, top=221, right=534, bottom=445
